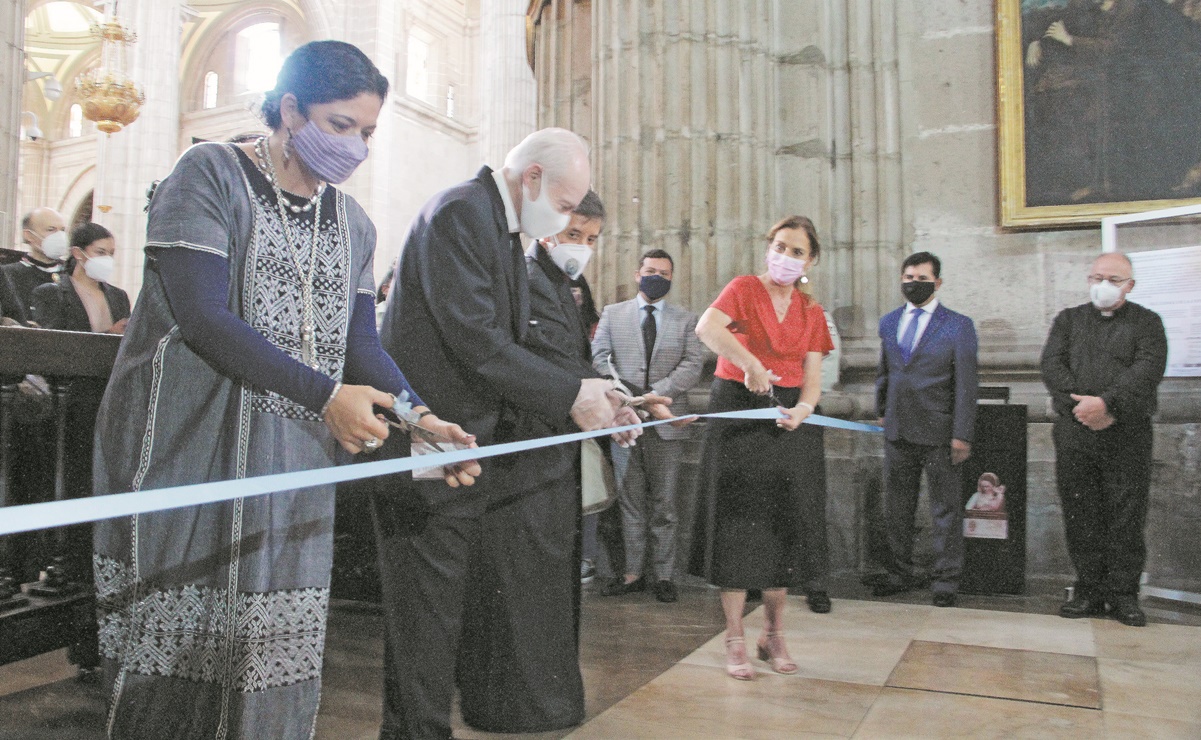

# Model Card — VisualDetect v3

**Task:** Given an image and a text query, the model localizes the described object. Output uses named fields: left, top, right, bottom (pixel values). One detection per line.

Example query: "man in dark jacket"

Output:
left=0, top=207, right=67, bottom=325
left=454, top=190, right=611, bottom=733
left=1041, top=251, right=1167, bottom=627
left=873, top=251, right=979, bottom=608
left=374, top=129, right=640, bottom=739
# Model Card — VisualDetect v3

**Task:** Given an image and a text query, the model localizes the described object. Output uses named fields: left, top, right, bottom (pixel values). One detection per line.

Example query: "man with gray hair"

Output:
left=374, top=128, right=643, bottom=738
left=1041, top=251, right=1167, bottom=627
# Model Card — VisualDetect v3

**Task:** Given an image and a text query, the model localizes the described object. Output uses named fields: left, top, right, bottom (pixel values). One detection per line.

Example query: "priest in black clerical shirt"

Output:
left=1041, top=251, right=1168, bottom=628
left=0, top=207, right=68, bottom=325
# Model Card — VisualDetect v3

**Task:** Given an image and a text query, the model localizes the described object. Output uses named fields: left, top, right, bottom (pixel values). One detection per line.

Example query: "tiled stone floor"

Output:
left=1, top=576, right=1199, bottom=739
left=572, top=591, right=1201, bottom=739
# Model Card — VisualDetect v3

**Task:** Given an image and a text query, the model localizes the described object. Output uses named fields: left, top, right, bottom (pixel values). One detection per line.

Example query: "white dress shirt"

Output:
left=896, top=296, right=939, bottom=347
left=491, top=169, right=520, bottom=234
left=636, top=294, right=665, bottom=333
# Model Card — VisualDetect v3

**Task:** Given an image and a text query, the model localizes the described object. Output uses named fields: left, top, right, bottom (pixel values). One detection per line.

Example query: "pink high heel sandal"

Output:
left=725, top=636, right=755, bottom=681
left=756, top=631, right=798, bottom=675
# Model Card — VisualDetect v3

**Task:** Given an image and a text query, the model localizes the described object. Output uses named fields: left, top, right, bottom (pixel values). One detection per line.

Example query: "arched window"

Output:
left=203, top=71, right=219, bottom=109
left=69, top=103, right=83, bottom=137
left=237, top=22, right=282, bottom=94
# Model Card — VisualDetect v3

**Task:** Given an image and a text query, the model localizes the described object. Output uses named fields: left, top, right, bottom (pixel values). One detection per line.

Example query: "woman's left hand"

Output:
left=416, top=412, right=482, bottom=488
left=776, top=404, right=812, bottom=432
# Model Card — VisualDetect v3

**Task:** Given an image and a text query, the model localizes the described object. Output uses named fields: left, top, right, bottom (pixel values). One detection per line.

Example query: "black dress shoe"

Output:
left=806, top=591, right=832, bottom=613
left=652, top=580, right=677, bottom=603
left=932, top=592, right=956, bottom=608
left=1109, top=594, right=1147, bottom=627
left=871, top=580, right=914, bottom=598
left=602, top=577, right=646, bottom=596
left=1058, top=594, right=1105, bottom=619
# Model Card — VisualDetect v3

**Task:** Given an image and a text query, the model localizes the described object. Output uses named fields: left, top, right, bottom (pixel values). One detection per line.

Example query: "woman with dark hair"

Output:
left=92, top=40, right=478, bottom=739
left=31, top=222, right=130, bottom=333
left=690, top=215, right=834, bottom=681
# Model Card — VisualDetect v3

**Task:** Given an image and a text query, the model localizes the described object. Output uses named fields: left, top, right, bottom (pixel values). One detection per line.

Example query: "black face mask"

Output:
left=639, top=274, right=672, bottom=301
left=901, top=280, right=936, bottom=305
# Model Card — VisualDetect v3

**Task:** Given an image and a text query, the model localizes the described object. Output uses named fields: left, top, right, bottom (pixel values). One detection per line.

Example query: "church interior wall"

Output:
left=530, top=0, right=1200, bottom=593
left=12, top=0, right=487, bottom=296
left=5, top=1, right=1195, bottom=594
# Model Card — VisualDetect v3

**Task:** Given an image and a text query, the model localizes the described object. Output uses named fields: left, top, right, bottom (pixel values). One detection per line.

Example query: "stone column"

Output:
left=0, top=1, right=24, bottom=246
left=830, top=0, right=904, bottom=358
left=94, top=0, right=181, bottom=297
left=587, top=0, right=775, bottom=309
left=531, top=0, right=592, bottom=138
left=479, top=0, right=536, bottom=170
left=774, top=0, right=905, bottom=368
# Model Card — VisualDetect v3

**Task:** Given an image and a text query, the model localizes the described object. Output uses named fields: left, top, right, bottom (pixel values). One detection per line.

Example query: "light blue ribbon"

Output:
left=0, top=410, right=881, bottom=537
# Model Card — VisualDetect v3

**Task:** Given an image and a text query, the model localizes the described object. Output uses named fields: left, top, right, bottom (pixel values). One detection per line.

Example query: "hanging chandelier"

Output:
left=75, top=8, right=144, bottom=135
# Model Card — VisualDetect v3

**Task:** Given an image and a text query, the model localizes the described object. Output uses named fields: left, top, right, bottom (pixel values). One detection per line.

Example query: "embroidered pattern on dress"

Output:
left=244, top=188, right=350, bottom=421
left=95, top=554, right=329, bottom=692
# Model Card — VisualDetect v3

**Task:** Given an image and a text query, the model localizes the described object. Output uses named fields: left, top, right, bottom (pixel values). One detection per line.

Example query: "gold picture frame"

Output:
left=997, top=0, right=1201, bottom=228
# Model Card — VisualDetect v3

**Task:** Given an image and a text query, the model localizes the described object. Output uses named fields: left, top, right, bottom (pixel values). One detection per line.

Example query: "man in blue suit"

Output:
left=873, top=251, right=978, bottom=607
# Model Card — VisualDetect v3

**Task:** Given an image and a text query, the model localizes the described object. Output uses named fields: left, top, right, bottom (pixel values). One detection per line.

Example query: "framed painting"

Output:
left=997, top=0, right=1201, bottom=228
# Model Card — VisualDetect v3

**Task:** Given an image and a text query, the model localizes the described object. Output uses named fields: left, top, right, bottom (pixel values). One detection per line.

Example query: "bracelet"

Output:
left=417, top=409, right=433, bottom=419
left=797, top=401, right=815, bottom=413
left=320, top=382, right=343, bottom=419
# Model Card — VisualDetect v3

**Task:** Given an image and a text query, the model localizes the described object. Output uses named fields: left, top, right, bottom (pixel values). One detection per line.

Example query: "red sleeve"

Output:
left=711, top=276, right=751, bottom=322
left=808, top=301, right=836, bottom=355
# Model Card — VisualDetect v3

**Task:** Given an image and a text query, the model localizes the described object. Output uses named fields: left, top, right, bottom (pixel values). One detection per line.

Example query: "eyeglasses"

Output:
left=1087, top=275, right=1131, bottom=287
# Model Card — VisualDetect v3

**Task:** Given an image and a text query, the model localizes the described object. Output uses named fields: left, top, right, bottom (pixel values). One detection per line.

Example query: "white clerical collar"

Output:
left=637, top=294, right=665, bottom=312
left=906, top=296, right=939, bottom=314
left=491, top=169, right=520, bottom=234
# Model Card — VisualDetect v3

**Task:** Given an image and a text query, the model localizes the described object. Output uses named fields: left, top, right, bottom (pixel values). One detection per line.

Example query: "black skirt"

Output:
left=688, top=378, right=828, bottom=590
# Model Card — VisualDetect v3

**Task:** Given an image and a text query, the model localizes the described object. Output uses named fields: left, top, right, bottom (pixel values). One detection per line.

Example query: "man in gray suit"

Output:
left=592, top=250, right=704, bottom=602
left=873, top=251, right=978, bottom=608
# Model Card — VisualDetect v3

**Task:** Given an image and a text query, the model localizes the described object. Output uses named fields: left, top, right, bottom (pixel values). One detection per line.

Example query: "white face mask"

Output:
left=39, top=230, right=69, bottom=261
left=519, top=179, right=571, bottom=240
left=1090, top=280, right=1125, bottom=310
left=547, top=243, right=592, bottom=280
left=82, top=254, right=115, bottom=283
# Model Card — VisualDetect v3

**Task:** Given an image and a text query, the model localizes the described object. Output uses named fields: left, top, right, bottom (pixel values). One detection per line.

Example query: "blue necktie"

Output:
left=900, top=307, right=924, bottom=363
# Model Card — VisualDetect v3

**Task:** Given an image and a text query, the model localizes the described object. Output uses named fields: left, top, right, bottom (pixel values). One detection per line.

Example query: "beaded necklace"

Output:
left=255, top=136, right=326, bottom=368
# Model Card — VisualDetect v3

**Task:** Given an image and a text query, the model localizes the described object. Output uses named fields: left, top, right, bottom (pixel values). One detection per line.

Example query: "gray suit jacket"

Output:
left=592, top=298, right=703, bottom=440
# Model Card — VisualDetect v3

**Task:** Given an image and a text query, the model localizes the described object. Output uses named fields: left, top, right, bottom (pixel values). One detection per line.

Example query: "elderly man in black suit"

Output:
left=873, top=251, right=979, bottom=608
left=373, top=128, right=642, bottom=739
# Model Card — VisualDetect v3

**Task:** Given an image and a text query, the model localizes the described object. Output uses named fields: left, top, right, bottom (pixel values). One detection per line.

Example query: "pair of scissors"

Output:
left=377, top=391, right=458, bottom=451
left=604, top=357, right=651, bottom=419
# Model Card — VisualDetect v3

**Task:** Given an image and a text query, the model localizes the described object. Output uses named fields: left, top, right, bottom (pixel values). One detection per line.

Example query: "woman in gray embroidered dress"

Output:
left=92, top=41, right=478, bottom=740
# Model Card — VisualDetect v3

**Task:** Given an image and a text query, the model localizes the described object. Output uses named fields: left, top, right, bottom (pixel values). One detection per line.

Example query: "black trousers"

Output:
left=372, top=485, right=479, bottom=740
left=371, top=460, right=583, bottom=739
left=1053, top=417, right=1153, bottom=598
left=883, top=437, right=964, bottom=594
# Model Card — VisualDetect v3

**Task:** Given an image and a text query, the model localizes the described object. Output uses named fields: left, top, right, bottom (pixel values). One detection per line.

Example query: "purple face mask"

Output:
left=290, top=119, right=369, bottom=184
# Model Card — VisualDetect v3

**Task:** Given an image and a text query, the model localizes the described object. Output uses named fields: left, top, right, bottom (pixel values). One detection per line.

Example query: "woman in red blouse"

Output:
left=690, top=215, right=834, bottom=681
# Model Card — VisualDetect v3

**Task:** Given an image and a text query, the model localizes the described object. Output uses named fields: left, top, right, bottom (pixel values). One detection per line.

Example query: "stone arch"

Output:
left=57, top=165, right=95, bottom=220
left=46, top=46, right=101, bottom=139
left=69, top=190, right=93, bottom=230
left=294, top=0, right=332, bottom=38
left=179, top=0, right=312, bottom=113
